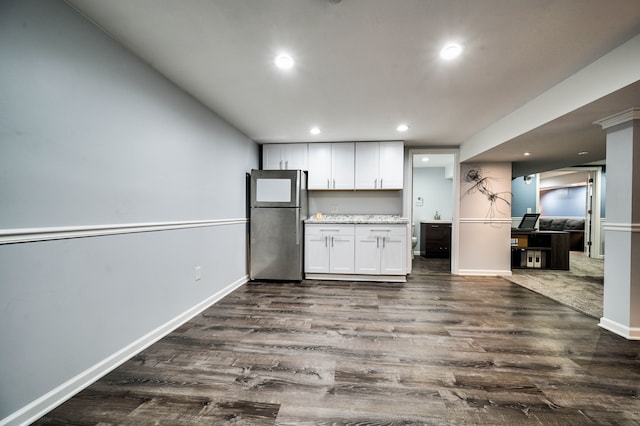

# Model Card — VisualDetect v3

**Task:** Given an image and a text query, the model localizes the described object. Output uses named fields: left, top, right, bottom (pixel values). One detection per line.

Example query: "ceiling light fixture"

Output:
left=310, top=127, right=321, bottom=135
left=421, top=157, right=430, bottom=162
left=523, top=152, right=531, bottom=156
left=578, top=151, right=589, bottom=155
left=397, top=124, right=409, bottom=132
left=440, top=43, right=463, bottom=60
left=274, top=54, right=294, bottom=70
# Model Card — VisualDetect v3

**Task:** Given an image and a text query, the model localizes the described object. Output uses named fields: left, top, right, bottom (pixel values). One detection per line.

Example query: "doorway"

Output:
left=405, top=150, right=458, bottom=274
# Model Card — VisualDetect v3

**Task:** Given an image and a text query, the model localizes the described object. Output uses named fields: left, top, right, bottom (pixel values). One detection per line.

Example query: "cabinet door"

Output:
left=331, top=142, right=355, bottom=190
left=284, top=143, right=308, bottom=170
left=262, top=144, right=283, bottom=170
left=378, top=142, right=404, bottom=189
left=381, top=234, right=407, bottom=275
left=307, top=143, right=332, bottom=189
left=354, top=227, right=381, bottom=274
left=354, top=143, right=379, bottom=189
left=330, top=235, right=355, bottom=273
left=304, top=232, right=330, bottom=273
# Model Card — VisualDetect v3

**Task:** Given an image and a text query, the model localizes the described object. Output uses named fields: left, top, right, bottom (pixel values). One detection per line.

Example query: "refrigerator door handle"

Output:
left=295, top=209, right=300, bottom=245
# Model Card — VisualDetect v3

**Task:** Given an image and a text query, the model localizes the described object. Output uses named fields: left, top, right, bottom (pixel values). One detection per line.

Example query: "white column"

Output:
left=595, top=107, right=640, bottom=339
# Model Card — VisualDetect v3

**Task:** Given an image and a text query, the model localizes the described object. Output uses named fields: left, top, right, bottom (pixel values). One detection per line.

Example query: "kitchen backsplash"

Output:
left=309, top=190, right=402, bottom=216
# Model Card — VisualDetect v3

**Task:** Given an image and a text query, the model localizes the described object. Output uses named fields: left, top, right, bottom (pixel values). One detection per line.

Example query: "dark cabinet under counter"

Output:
left=421, top=221, right=451, bottom=258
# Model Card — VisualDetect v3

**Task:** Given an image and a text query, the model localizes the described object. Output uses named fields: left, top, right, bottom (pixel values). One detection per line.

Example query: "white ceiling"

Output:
left=67, top=0, right=640, bottom=175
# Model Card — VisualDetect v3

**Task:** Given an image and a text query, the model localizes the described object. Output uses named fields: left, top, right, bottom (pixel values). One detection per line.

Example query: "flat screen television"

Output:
left=517, top=213, right=540, bottom=230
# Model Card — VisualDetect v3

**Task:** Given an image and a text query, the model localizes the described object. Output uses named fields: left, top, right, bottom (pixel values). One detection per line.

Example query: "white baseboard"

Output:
left=455, top=269, right=512, bottom=277
left=598, top=317, right=640, bottom=340
left=305, top=273, right=407, bottom=283
left=1, top=275, right=248, bottom=426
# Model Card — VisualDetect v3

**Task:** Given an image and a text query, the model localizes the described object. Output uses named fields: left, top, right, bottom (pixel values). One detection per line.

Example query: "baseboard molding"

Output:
left=305, top=273, right=407, bottom=283
left=1, top=275, right=248, bottom=426
left=456, top=269, right=512, bottom=277
left=598, top=317, right=640, bottom=340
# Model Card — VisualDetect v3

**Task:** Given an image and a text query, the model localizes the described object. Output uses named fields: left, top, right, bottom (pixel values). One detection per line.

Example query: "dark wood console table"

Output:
left=511, top=230, right=569, bottom=270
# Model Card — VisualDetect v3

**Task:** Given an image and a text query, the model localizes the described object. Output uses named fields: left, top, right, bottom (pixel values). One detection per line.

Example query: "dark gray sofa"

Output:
left=538, top=218, right=585, bottom=251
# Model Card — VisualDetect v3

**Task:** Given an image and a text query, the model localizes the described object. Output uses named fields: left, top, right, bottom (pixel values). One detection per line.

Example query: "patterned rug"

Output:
left=502, top=252, right=604, bottom=319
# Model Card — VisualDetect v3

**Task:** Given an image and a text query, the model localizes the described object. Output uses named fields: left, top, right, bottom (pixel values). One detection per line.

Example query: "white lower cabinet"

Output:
left=304, top=224, right=354, bottom=274
left=355, top=225, right=407, bottom=275
left=305, top=223, right=407, bottom=280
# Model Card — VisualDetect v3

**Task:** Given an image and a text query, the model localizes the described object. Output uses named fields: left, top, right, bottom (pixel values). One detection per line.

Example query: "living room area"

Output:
left=506, top=167, right=605, bottom=318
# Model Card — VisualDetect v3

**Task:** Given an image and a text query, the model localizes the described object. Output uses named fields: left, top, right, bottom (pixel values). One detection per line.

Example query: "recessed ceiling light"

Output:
left=310, top=127, right=321, bottom=135
left=578, top=151, right=589, bottom=155
left=523, top=152, right=531, bottom=156
left=421, top=157, right=430, bottom=162
left=397, top=124, right=409, bottom=132
left=274, top=54, right=294, bottom=70
left=440, top=43, right=463, bottom=60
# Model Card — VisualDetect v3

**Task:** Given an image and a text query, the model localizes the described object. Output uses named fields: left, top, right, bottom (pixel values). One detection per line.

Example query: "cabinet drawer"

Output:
left=356, top=224, right=406, bottom=238
left=306, top=224, right=354, bottom=236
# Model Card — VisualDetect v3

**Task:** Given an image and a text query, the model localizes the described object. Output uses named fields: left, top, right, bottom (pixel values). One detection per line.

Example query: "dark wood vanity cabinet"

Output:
left=421, top=222, right=451, bottom=258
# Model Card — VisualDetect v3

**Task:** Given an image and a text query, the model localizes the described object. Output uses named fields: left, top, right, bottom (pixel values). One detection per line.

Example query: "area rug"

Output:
left=502, top=252, right=604, bottom=319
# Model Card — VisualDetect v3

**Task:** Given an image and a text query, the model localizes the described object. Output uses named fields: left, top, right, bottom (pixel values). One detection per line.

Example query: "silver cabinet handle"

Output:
left=380, top=178, right=383, bottom=188
left=327, top=179, right=330, bottom=189
left=333, top=179, right=335, bottom=189
left=376, top=236, right=379, bottom=248
left=383, top=236, right=386, bottom=248
left=331, top=236, right=334, bottom=247
left=374, top=178, right=377, bottom=189
left=285, top=160, right=289, bottom=169
left=325, top=236, right=328, bottom=247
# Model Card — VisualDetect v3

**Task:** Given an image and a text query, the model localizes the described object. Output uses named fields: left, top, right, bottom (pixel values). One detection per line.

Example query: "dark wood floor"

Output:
left=35, top=257, right=640, bottom=425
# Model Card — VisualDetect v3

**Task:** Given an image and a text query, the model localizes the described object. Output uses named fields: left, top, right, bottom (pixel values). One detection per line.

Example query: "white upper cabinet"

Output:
left=262, top=143, right=308, bottom=170
left=355, top=141, right=404, bottom=189
left=308, top=142, right=354, bottom=190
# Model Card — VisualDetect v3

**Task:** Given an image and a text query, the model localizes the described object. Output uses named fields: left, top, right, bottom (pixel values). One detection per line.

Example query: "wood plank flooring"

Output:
left=34, top=257, right=640, bottom=425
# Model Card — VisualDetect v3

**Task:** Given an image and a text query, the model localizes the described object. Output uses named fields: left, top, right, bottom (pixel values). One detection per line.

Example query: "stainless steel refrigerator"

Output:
left=249, top=169, right=307, bottom=280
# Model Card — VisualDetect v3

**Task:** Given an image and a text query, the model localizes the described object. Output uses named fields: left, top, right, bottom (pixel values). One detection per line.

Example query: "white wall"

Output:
left=457, top=163, right=512, bottom=275
left=0, top=1, right=258, bottom=423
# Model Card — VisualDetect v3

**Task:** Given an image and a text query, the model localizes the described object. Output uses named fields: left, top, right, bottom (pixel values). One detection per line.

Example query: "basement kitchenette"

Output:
left=304, top=214, right=409, bottom=282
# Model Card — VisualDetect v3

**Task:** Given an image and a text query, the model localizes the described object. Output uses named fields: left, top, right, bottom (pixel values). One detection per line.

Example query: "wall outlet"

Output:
left=195, top=266, right=202, bottom=281
left=330, top=205, right=338, bottom=213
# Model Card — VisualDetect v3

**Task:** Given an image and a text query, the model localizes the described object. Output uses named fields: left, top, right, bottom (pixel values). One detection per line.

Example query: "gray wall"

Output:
left=412, top=167, right=453, bottom=250
left=309, top=191, right=403, bottom=216
left=0, top=0, right=257, bottom=421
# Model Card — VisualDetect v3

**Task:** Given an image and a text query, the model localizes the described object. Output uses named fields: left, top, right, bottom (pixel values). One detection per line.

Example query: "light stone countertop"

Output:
left=305, top=214, right=409, bottom=224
